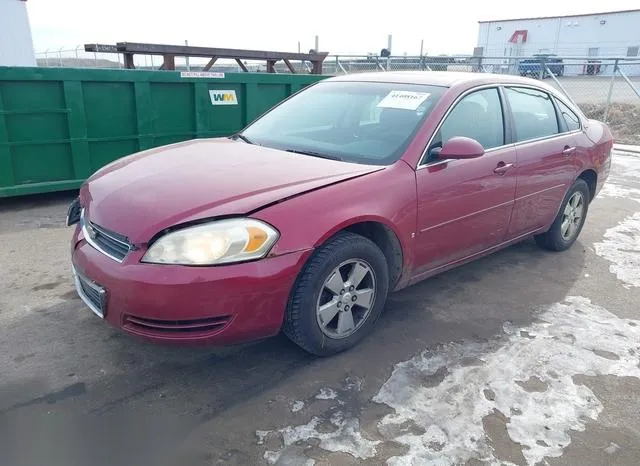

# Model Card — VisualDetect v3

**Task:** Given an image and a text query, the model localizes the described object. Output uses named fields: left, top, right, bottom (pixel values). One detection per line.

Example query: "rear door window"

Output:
left=504, top=87, right=559, bottom=142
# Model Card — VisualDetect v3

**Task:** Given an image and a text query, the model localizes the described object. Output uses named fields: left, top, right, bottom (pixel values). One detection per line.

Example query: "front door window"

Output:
left=424, top=87, right=505, bottom=163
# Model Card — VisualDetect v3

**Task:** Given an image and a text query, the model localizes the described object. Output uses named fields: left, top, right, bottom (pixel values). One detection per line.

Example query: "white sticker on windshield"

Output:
left=377, top=91, right=431, bottom=110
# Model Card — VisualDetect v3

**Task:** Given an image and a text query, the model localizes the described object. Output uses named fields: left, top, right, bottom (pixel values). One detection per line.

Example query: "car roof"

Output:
left=325, top=71, right=558, bottom=90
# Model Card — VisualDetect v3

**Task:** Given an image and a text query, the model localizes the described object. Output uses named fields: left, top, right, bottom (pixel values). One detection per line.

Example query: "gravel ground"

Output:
left=1, top=151, right=639, bottom=466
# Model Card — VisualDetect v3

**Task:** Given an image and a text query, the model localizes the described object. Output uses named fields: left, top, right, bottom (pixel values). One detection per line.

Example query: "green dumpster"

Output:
left=0, top=67, right=327, bottom=197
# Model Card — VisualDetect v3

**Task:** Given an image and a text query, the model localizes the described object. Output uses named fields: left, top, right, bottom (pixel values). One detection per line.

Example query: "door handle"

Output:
left=562, top=145, right=577, bottom=155
left=493, top=162, right=514, bottom=175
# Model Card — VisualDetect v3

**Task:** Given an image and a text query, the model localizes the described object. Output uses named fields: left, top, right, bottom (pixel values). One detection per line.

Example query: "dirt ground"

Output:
left=581, top=103, right=640, bottom=145
left=536, top=75, right=640, bottom=145
left=1, top=151, right=639, bottom=466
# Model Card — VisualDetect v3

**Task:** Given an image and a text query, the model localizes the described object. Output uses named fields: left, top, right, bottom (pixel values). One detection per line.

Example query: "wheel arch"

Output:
left=313, top=216, right=407, bottom=291
left=577, top=169, right=597, bottom=202
left=539, top=173, right=593, bottom=234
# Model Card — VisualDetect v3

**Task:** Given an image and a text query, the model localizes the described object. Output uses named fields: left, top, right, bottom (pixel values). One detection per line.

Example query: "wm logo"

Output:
left=212, top=93, right=234, bottom=102
left=209, top=90, right=238, bottom=105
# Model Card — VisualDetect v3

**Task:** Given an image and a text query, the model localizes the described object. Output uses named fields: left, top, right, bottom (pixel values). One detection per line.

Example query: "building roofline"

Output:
left=478, top=8, right=640, bottom=24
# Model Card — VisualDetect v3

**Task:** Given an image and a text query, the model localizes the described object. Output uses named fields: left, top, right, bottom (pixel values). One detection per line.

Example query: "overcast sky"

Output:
left=25, top=0, right=640, bottom=56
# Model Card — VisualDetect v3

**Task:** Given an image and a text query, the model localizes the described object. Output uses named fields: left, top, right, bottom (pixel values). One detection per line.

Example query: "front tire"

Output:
left=535, top=179, right=590, bottom=251
left=283, top=232, right=389, bottom=356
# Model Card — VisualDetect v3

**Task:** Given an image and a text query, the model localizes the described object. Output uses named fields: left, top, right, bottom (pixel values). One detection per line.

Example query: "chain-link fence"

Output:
left=35, top=46, right=124, bottom=68
left=325, top=56, right=640, bottom=102
left=325, top=55, right=640, bottom=144
left=34, top=48, right=640, bottom=144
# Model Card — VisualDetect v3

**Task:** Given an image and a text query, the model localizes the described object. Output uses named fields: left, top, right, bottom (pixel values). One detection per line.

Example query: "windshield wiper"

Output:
left=284, top=149, right=343, bottom=161
left=230, top=133, right=254, bottom=145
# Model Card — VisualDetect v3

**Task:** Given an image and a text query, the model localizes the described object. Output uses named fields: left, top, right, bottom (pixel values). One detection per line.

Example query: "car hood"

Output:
left=81, top=138, right=382, bottom=244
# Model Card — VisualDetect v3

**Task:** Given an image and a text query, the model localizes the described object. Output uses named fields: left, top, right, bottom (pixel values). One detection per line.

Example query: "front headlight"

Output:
left=141, top=218, right=279, bottom=265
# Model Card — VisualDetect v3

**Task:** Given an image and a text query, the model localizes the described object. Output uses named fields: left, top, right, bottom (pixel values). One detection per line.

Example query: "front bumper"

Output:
left=70, top=228, right=311, bottom=345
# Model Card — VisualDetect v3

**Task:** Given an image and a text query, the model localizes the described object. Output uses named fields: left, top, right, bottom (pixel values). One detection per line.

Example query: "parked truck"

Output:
left=519, top=55, right=565, bottom=78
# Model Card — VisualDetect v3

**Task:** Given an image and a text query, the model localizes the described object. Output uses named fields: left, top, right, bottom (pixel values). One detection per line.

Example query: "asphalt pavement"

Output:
left=1, top=151, right=639, bottom=466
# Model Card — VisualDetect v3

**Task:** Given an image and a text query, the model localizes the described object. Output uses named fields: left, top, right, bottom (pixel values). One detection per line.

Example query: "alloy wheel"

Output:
left=315, top=259, right=376, bottom=339
left=561, top=191, right=585, bottom=240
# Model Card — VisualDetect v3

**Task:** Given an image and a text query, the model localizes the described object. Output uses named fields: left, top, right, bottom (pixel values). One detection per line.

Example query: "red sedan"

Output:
left=67, top=72, right=613, bottom=356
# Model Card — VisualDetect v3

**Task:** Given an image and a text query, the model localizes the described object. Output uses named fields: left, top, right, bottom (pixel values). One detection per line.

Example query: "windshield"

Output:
left=240, top=81, right=446, bottom=165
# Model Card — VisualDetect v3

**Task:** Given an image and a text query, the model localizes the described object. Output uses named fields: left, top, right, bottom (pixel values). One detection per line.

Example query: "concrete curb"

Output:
left=614, top=144, right=640, bottom=154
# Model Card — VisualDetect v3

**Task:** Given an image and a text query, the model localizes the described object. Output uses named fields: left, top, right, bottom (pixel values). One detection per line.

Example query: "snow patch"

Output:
left=594, top=212, right=640, bottom=288
left=604, top=442, right=621, bottom=454
left=262, top=415, right=379, bottom=464
left=255, top=430, right=270, bottom=445
left=612, top=152, right=640, bottom=179
left=344, top=375, right=364, bottom=392
left=291, top=400, right=305, bottom=413
left=599, top=152, right=640, bottom=202
left=595, top=152, right=640, bottom=287
left=599, top=183, right=640, bottom=202
left=374, top=296, right=640, bottom=465
left=257, top=297, right=640, bottom=465
left=315, top=388, right=338, bottom=400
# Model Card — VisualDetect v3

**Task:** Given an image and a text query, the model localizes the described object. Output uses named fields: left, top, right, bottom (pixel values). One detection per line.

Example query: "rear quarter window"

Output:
left=555, top=98, right=581, bottom=132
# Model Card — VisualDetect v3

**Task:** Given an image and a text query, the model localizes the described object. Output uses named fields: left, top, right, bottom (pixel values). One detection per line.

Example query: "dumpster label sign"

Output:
left=377, top=90, right=431, bottom=110
left=180, top=71, right=225, bottom=79
left=209, top=90, right=238, bottom=105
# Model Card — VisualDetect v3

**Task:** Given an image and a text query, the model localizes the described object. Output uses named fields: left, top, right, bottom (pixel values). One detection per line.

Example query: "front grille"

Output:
left=124, top=315, right=231, bottom=335
left=89, top=222, right=131, bottom=260
left=74, top=270, right=107, bottom=318
left=82, top=211, right=132, bottom=262
left=79, top=277, right=102, bottom=309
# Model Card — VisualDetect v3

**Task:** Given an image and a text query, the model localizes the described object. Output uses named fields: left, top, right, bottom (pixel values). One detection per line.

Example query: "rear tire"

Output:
left=535, top=179, right=590, bottom=251
left=283, top=232, right=389, bottom=356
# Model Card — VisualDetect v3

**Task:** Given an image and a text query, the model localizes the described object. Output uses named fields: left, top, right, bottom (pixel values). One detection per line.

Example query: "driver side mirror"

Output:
left=433, top=136, right=485, bottom=160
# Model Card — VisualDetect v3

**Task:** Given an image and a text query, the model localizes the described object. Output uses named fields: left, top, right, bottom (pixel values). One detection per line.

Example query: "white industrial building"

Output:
left=476, top=9, right=640, bottom=76
left=0, top=0, right=36, bottom=67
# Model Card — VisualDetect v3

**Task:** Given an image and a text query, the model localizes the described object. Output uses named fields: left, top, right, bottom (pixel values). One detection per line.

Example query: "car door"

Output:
left=503, top=86, right=580, bottom=238
left=413, top=87, right=517, bottom=275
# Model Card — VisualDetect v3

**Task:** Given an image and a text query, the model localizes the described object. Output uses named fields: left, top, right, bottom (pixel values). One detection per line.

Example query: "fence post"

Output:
left=617, top=62, right=640, bottom=99
left=544, top=64, right=578, bottom=108
left=603, top=59, right=618, bottom=123
left=539, top=56, right=546, bottom=80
